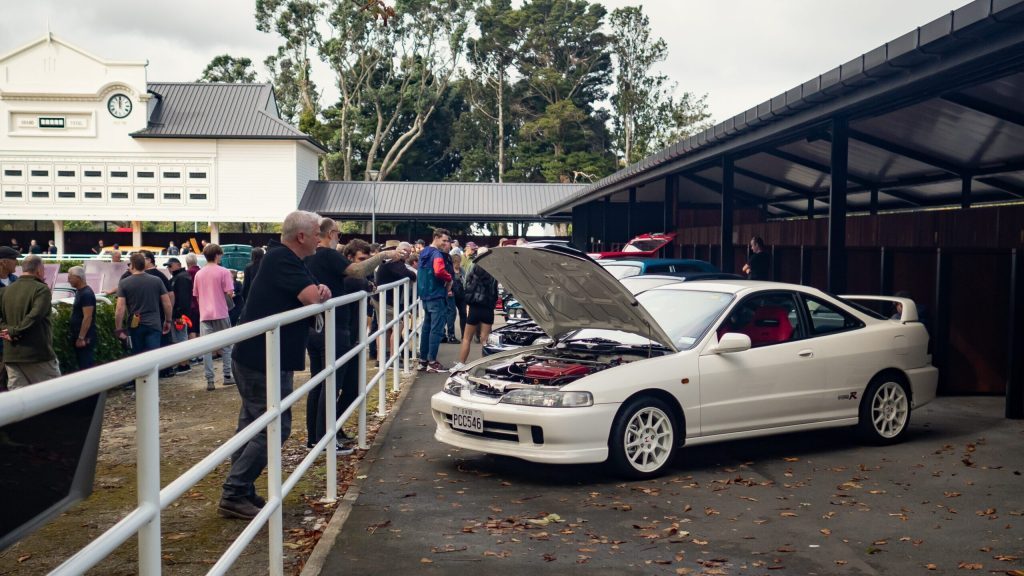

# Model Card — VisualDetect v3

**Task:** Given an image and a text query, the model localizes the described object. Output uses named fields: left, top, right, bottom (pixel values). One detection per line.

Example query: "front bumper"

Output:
left=430, top=391, right=617, bottom=464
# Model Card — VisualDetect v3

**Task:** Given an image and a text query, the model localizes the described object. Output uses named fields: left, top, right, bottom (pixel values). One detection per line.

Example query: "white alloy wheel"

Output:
left=609, top=397, right=678, bottom=479
left=870, top=381, right=909, bottom=438
left=858, top=377, right=911, bottom=445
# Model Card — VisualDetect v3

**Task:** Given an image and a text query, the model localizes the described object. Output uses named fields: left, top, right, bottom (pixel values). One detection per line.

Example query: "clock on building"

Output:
left=107, top=94, right=132, bottom=118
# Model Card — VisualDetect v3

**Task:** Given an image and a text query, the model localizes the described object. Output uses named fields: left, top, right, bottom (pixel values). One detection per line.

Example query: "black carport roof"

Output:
left=542, top=0, right=1024, bottom=217
left=300, top=181, right=582, bottom=222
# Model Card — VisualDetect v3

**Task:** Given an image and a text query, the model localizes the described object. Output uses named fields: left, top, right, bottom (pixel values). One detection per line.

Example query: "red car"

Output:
left=588, top=232, right=677, bottom=260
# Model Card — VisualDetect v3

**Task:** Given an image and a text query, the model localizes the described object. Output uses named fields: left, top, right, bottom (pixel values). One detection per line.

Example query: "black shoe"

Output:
left=247, top=493, right=266, bottom=509
left=449, top=337, right=460, bottom=344
left=159, top=368, right=176, bottom=378
left=217, top=497, right=260, bottom=520
left=175, top=364, right=192, bottom=374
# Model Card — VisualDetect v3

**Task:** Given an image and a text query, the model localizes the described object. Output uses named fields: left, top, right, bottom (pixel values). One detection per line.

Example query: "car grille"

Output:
left=443, top=414, right=519, bottom=442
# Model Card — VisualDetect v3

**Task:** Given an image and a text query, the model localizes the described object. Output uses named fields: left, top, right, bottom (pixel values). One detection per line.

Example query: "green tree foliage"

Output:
left=198, top=54, right=258, bottom=83
left=609, top=6, right=712, bottom=165
left=257, top=0, right=322, bottom=126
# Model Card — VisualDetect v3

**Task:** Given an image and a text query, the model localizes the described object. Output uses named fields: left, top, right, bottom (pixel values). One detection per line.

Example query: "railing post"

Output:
left=265, top=327, right=284, bottom=576
left=392, top=284, right=400, bottom=392
left=325, top=306, right=338, bottom=502
left=403, top=278, right=412, bottom=374
left=412, top=283, right=420, bottom=360
left=137, top=367, right=162, bottom=576
left=377, top=289, right=387, bottom=417
left=358, top=296, right=368, bottom=450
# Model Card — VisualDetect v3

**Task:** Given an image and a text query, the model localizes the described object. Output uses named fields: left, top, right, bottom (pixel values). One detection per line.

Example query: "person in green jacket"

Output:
left=0, top=255, right=59, bottom=389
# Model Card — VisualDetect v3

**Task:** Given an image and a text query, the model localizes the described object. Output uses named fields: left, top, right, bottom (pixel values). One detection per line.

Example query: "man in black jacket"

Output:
left=167, top=258, right=193, bottom=374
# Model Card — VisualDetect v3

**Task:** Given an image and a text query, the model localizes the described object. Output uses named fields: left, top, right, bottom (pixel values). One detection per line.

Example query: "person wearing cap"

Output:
left=167, top=257, right=193, bottom=375
left=0, top=246, right=21, bottom=390
left=67, top=266, right=97, bottom=370
left=0, top=255, right=60, bottom=388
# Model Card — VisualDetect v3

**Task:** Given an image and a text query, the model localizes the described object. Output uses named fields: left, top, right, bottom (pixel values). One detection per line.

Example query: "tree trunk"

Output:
left=497, top=68, right=505, bottom=183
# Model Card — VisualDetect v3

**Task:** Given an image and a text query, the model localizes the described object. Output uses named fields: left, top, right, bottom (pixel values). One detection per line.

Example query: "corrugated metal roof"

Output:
left=299, top=181, right=582, bottom=221
left=541, top=0, right=1024, bottom=216
left=132, top=82, right=326, bottom=150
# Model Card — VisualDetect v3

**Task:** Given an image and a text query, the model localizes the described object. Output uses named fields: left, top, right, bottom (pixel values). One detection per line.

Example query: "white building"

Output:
left=0, top=34, right=323, bottom=252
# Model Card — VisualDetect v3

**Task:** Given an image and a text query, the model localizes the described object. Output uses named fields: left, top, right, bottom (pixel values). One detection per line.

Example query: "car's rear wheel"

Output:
left=609, top=396, right=677, bottom=479
left=858, top=377, right=910, bottom=444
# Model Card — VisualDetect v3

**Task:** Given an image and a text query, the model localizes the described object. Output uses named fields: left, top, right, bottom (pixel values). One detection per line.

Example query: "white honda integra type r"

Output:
left=430, top=244, right=938, bottom=479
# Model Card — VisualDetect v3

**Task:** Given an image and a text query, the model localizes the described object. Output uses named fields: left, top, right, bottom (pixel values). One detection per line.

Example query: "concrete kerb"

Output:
left=300, top=369, right=421, bottom=576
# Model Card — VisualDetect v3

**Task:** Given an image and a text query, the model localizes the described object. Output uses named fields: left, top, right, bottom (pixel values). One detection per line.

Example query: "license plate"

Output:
left=451, top=407, right=484, bottom=433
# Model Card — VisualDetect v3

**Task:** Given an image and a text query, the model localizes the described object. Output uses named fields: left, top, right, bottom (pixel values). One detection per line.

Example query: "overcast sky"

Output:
left=0, top=0, right=969, bottom=123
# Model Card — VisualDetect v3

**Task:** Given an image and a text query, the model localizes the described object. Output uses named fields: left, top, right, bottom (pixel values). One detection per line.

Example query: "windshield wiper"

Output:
left=567, top=337, right=621, bottom=345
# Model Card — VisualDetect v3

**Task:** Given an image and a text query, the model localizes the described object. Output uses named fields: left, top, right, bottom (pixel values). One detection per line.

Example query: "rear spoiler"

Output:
left=840, top=295, right=919, bottom=323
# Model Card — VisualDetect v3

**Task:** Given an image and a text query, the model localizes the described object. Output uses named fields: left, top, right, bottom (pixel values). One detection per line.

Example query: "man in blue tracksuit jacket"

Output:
left=417, top=228, right=452, bottom=372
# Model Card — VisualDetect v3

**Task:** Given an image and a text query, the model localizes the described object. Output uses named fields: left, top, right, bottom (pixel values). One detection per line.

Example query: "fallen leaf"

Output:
left=957, top=562, right=983, bottom=569
left=944, top=491, right=962, bottom=498
left=676, top=569, right=693, bottom=575
left=925, top=563, right=938, bottom=570
left=780, top=512, right=798, bottom=517
left=17, top=554, right=31, bottom=563
left=542, top=553, right=556, bottom=562
left=784, top=457, right=800, bottom=462
left=705, top=507, right=720, bottom=516
left=420, top=558, right=433, bottom=564
left=820, top=528, right=832, bottom=536
left=994, top=555, right=1020, bottom=562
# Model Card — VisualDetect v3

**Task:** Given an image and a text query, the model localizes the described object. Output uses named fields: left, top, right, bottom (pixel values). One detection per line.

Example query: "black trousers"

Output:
left=306, top=326, right=354, bottom=444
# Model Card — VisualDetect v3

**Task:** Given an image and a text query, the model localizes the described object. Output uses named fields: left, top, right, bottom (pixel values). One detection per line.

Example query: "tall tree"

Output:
left=464, top=0, right=522, bottom=182
left=198, top=55, right=258, bottom=83
left=507, top=0, right=614, bottom=183
left=256, top=0, right=322, bottom=128
left=320, top=0, right=473, bottom=181
left=609, top=6, right=712, bottom=164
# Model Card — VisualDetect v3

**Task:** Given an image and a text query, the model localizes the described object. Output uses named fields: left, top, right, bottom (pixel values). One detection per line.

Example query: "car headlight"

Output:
left=486, top=333, right=501, bottom=346
left=443, top=376, right=464, bottom=396
left=534, top=337, right=553, bottom=346
left=500, top=389, right=593, bottom=408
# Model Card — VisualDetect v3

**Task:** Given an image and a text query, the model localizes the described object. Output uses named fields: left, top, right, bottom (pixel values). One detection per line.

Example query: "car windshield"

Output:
left=602, top=264, right=641, bottom=279
left=635, top=289, right=734, bottom=349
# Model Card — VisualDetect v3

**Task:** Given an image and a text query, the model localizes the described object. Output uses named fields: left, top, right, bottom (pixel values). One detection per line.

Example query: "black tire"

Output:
left=857, top=376, right=911, bottom=445
left=608, top=396, right=678, bottom=480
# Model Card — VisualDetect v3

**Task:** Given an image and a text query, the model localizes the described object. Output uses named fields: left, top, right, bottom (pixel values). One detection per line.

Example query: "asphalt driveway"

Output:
left=316, top=340, right=1024, bottom=575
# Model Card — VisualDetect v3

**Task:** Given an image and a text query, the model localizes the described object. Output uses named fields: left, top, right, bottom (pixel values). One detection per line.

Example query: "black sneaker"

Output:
left=175, top=364, right=192, bottom=374
left=223, top=375, right=236, bottom=386
left=417, top=360, right=428, bottom=371
left=335, top=442, right=355, bottom=456
left=159, top=368, right=176, bottom=379
left=217, top=497, right=260, bottom=520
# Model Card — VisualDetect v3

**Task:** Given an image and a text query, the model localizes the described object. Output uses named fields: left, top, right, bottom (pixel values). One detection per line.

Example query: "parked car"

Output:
left=588, top=232, right=677, bottom=260
left=431, top=244, right=938, bottom=479
left=599, top=258, right=719, bottom=280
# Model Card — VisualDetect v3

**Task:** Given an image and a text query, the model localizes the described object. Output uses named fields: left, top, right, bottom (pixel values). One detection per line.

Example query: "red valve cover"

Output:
left=524, top=360, right=591, bottom=381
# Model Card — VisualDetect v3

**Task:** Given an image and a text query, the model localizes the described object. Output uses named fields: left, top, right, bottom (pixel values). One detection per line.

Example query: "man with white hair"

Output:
left=0, top=255, right=60, bottom=388
left=67, top=266, right=97, bottom=370
left=219, top=210, right=331, bottom=520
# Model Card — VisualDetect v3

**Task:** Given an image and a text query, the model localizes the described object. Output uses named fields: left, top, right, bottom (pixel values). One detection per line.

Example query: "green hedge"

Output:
left=52, top=301, right=126, bottom=373
left=16, top=258, right=86, bottom=273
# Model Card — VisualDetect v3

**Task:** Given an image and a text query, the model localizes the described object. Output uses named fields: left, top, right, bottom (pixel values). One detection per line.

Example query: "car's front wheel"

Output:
left=609, top=396, right=678, bottom=479
left=858, top=376, right=911, bottom=444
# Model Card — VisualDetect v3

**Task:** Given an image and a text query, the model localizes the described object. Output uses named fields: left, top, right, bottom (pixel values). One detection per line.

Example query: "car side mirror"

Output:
left=714, top=332, right=751, bottom=354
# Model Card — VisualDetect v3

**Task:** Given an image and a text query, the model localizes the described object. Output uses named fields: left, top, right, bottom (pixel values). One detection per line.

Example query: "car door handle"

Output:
left=798, top=349, right=814, bottom=358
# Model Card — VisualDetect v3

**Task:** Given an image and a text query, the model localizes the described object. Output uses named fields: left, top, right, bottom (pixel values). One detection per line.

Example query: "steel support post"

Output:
left=358, top=298, right=369, bottom=450
left=880, top=247, right=894, bottom=295
left=1008, top=249, right=1024, bottom=419
left=392, top=285, right=400, bottom=391
left=933, top=249, right=952, bottom=393
left=828, top=117, right=849, bottom=294
left=377, top=292, right=387, bottom=417
left=325, top=307, right=338, bottom=501
left=265, top=327, right=284, bottom=576
left=721, top=157, right=735, bottom=274
left=403, top=281, right=412, bottom=374
left=136, top=367, right=162, bottom=576
left=799, top=245, right=811, bottom=286
left=961, top=175, right=973, bottom=209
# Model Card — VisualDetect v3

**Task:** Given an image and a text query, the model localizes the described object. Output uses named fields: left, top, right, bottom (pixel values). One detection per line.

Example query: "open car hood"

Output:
left=475, top=245, right=678, bottom=352
left=587, top=232, right=676, bottom=260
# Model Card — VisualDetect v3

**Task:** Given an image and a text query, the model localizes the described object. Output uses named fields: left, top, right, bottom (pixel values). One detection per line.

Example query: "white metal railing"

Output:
left=0, top=277, right=422, bottom=576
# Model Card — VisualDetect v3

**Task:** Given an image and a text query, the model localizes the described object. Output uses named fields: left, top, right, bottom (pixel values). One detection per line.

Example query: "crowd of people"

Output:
left=0, top=211, right=505, bottom=521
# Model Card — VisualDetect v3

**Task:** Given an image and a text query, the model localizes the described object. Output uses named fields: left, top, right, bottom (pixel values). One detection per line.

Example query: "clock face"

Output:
left=107, top=94, right=132, bottom=119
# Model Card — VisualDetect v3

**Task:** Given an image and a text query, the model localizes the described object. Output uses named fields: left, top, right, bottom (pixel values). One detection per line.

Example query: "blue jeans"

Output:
left=418, top=298, right=447, bottom=362
left=444, top=297, right=456, bottom=339
left=129, top=325, right=162, bottom=355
